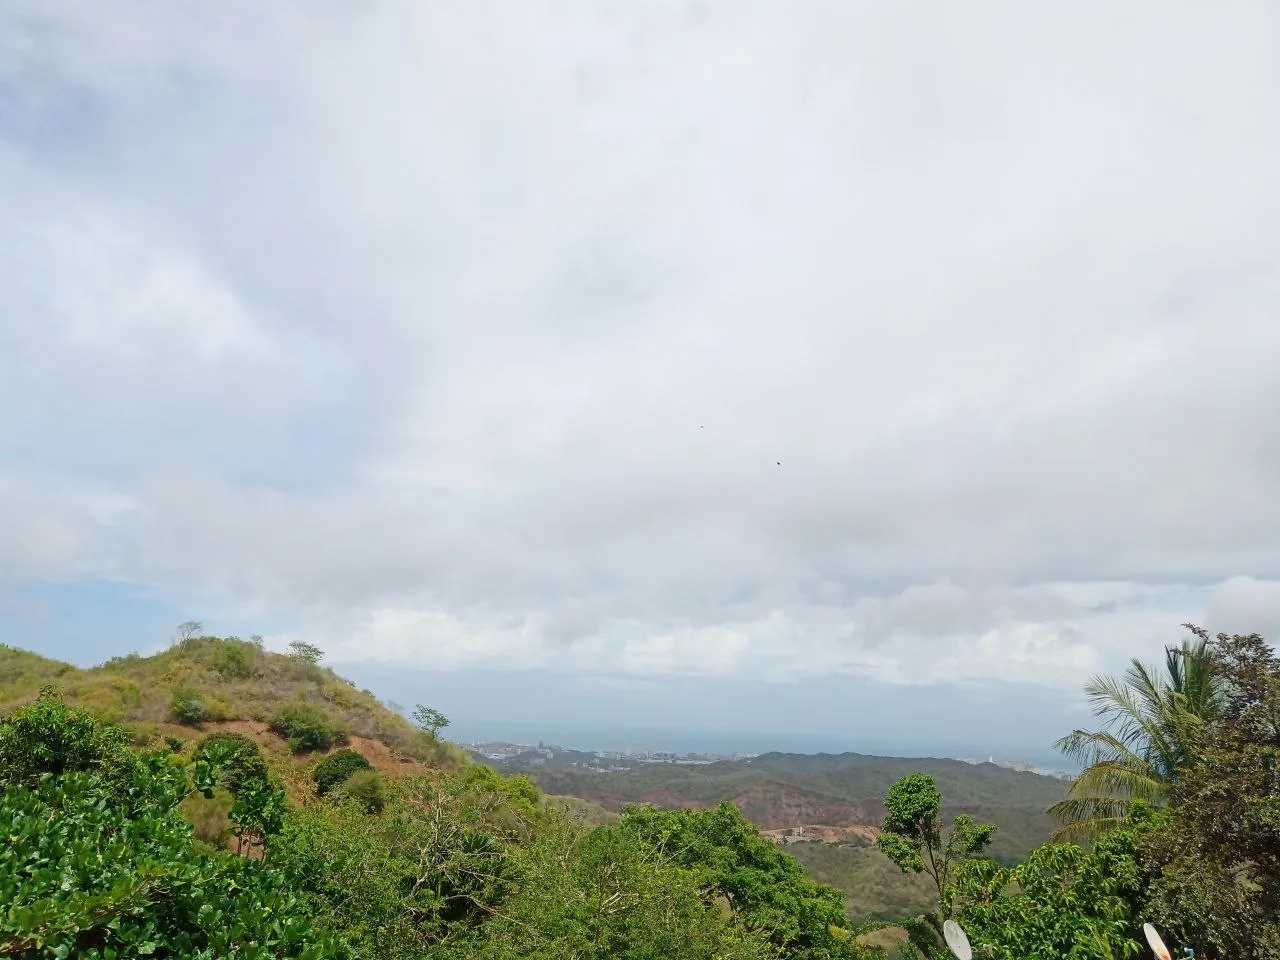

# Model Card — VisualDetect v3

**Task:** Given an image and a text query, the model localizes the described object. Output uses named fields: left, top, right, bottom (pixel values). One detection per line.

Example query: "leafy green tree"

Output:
left=614, top=801, right=866, bottom=958
left=947, top=813, right=1151, bottom=960
left=1050, top=629, right=1223, bottom=841
left=412, top=703, right=450, bottom=737
left=313, top=747, right=373, bottom=795
left=288, top=640, right=325, bottom=665
left=875, top=773, right=994, bottom=941
left=1141, top=630, right=1280, bottom=959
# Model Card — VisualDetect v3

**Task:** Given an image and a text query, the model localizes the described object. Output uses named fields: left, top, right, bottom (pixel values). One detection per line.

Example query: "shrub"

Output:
left=1, top=769, right=348, bottom=958
left=194, top=732, right=270, bottom=795
left=313, top=748, right=372, bottom=795
left=170, top=684, right=208, bottom=725
left=0, top=690, right=133, bottom=787
left=212, top=640, right=256, bottom=679
left=338, top=769, right=387, bottom=813
left=271, top=702, right=346, bottom=753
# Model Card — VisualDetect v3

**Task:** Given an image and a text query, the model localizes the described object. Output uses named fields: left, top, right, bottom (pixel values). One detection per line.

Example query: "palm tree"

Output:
left=1048, top=631, right=1223, bottom=843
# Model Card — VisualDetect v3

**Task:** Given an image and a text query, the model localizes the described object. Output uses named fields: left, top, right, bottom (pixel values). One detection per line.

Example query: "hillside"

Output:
left=521, top=751, right=1065, bottom=861
left=504, top=747, right=1067, bottom=924
left=0, top=637, right=466, bottom=775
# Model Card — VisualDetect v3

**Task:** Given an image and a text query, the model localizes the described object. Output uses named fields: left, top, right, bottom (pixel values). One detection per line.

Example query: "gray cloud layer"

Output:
left=3, top=1, right=1280, bottom=692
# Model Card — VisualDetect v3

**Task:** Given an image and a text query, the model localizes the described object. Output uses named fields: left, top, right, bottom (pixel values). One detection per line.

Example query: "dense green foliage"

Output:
left=912, top=628, right=1280, bottom=960
left=1139, top=630, right=1280, bottom=959
left=1, top=683, right=872, bottom=960
left=193, top=731, right=270, bottom=794
left=270, top=701, right=347, bottom=752
left=613, top=802, right=872, bottom=959
left=874, top=773, right=993, bottom=948
left=1050, top=630, right=1224, bottom=841
left=0, top=697, right=344, bottom=959
left=948, top=811, right=1152, bottom=959
left=311, top=747, right=372, bottom=795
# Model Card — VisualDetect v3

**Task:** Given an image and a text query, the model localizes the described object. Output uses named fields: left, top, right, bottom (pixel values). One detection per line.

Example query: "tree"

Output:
left=876, top=774, right=994, bottom=943
left=412, top=704, right=450, bottom=737
left=948, top=813, right=1152, bottom=960
left=174, top=619, right=204, bottom=644
left=614, top=801, right=868, bottom=958
left=1140, top=630, right=1280, bottom=959
left=288, top=640, right=325, bottom=665
left=1049, top=628, right=1224, bottom=842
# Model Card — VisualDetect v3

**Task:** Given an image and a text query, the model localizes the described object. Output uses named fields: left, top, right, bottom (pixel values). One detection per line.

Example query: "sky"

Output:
left=3, top=1, right=1280, bottom=762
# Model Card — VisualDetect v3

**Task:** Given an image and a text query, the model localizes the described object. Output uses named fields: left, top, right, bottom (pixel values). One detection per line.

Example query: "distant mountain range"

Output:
left=491, top=743, right=1071, bottom=923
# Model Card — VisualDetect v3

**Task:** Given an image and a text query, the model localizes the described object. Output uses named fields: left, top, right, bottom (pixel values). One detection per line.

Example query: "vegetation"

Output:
left=271, top=701, right=348, bottom=752
left=288, top=640, right=325, bottom=666
left=1049, top=629, right=1223, bottom=841
left=5, top=624, right=1277, bottom=958
left=312, top=747, right=373, bottom=795
left=412, top=703, right=450, bottom=737
left=0, top=638, right=463, bottom=770
left=0, top=644, right=882, bottom=960
left=875, top=773, right=994, bottom=938
left=0, top=695, right=342, bottom=959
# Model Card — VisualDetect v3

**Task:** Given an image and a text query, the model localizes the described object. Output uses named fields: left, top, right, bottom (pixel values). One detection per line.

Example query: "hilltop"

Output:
left=0, top=637, right=466, bottom=776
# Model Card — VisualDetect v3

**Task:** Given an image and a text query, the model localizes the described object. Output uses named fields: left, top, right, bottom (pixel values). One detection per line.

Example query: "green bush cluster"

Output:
left=0, top=696, right=343, bottom=959
left=194, top=731, right=270, bottom=795
left=313, top=747, right=372, bottom=795
left=169, top=683, right=208, bottom=725
left=271, top=701, right=347, bottom=752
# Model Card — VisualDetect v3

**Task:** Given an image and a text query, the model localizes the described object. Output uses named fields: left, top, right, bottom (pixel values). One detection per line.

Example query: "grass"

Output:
left=0, top=638, right=469, bottom=774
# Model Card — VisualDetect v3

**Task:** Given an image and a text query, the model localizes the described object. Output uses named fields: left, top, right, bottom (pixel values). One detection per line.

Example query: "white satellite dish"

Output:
left=1143, top=923, right=1172, bottom=960
left=943, top=919, right=973, bottom=960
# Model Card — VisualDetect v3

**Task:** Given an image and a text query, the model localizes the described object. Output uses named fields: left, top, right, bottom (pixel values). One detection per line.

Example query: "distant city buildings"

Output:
left=465, top=740, right=756, bottom=770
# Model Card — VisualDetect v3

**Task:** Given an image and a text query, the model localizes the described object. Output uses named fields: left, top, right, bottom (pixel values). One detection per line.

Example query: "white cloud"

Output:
left=2, top=1, right=1279, bottom=697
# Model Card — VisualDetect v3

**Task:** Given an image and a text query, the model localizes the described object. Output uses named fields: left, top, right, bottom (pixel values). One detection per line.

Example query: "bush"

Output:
left=212, top=640, right=256, bottom=679
left=1, top=769, right=348, bottom=958
left=338, top=769, right=387, bottom=813
left=194, top=732, right=270, bottom=795
left=271, top=702, right=346, bottom=753
left=0, top=690, right=133, bottom=787
left=170, top=684, right=208, bottom=725
left=313, top=748, right=372, bottom=795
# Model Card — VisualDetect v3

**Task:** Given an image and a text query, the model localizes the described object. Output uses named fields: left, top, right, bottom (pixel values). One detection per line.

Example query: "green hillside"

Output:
left=523, top=751, right=1064, bottom=862
left=0, top=637, right=465, bottom=773
left=511, top=747, right=1067, bottom=924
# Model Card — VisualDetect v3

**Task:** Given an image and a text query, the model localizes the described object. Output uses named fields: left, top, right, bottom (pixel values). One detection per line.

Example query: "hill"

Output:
left=501, top=747, right=1069, bottom=924
left=0, top=637, right=466, bottom=775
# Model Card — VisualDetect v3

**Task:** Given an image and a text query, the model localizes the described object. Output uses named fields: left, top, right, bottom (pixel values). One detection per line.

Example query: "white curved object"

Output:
left=1143, top=923, right=1172, bottom=960
left=943, top=919, right=973, bottom=960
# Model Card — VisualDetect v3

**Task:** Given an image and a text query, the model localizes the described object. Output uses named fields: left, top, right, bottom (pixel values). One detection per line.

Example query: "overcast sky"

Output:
left=3, top=1, right=1280, bottom=759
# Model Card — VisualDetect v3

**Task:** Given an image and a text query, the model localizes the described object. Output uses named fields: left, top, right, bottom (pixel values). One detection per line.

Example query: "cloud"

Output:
left=2, top=1, right=1279, bottom=701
